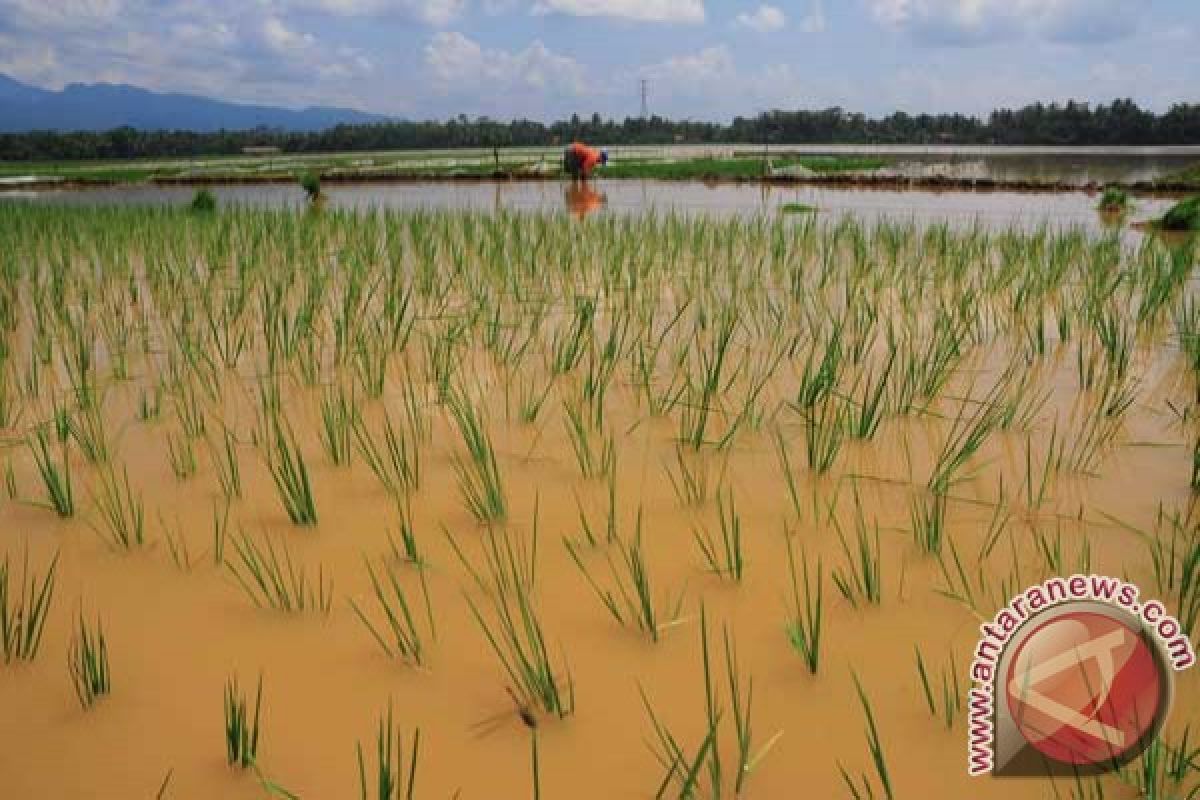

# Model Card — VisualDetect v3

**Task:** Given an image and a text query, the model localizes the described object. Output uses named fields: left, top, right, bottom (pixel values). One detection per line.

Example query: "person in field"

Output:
left=563, top=141, right=608, bottom=180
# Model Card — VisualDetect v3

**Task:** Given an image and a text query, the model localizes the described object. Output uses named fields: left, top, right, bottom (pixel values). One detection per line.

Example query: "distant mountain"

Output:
left=0, top=74, right=390, bottom=133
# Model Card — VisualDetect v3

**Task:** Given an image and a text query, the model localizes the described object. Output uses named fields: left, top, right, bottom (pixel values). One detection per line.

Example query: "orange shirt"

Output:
left=568, top=142, right=603, bottom=176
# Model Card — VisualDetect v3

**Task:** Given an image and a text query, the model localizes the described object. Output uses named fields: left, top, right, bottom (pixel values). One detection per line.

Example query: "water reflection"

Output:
left=2, top=179, right=1185, bottom=240
left=564, top=183, right=606, bottom=218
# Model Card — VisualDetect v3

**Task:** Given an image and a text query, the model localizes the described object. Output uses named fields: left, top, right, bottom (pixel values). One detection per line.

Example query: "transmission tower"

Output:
left=640, top=79, right=649, bottom=119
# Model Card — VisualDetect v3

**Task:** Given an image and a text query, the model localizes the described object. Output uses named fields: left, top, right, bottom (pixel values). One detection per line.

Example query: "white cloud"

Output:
left=642, top=45, right=734, bottom=86
left=533, top=0, right=705, bottom=24
left=287, top=0, right=465, bottom=26
left=425, top=31, right=585, bottom=94
left=868, top=0, right=1139, bottom=45
left=736, top=4, right=785, bottom=33
left=261, top=17, right=316, bottom=55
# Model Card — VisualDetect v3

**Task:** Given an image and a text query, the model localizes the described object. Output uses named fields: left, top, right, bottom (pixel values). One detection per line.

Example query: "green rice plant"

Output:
left=640, top=606, right=781, bottom=798
left=210, top=427, right=243, bottom=500
left=784, top=536, right=824, bottom=675
left=159, top=513, right=194, bottom=571
left=927, top=389, right=1001, bottom=495
left=89, top=463, right=146, bottom=550
left=1124, top=725, right=1199, bottom=800
left=564, top=509, right=683, bottom=642
left=224, top=673, right=263, bottom=769
left=385, top=501, right=425, bottom=566
left=166, top=431, right=197, bottom=480
left=226, top=529, right=332, bottom=614
left=838, top=673, right=894, bottom=800
left=67, top=613, right=111, bottom=709
left=802, top=395, right=847, bottom=474
left=137, top=386, right=161, bottom=421
left=66, top=404, right=109, bottom=464
left=1146, top=508, right=1200, bottom=636
left=691, top=488, right=745, bottom=581
left=664, top=446, right=722, bottom=507
left=460, top=515, right=572, bottom=720
left=28, top=428, right=74, bottom=517
left=845, top=350, right=894, bottom=439
left=550, top=296, right=595, bottom=376
left=349, top=555, right=435, bottom=666
left=832, top=499, right=883, bottom=607
left=211, top=498, right=231, bottom=567
left=190, top=188, right=217, bottom=213
left=914, top=645, right=962, bottom=730
left=172, top=381, right=207, bottom=439
left=562, top=398, right=614, bottom=479
left=1096, top=186, right=1129, bottom=213
left=320, top=385, right=356, bottom=466
left=447, top=389, right=506, bottom=524
left=910, top=490, right=947, bottom=555
left=0, top=549, right=58, bottom=663
left=680, top=311, right=737, bottom=450
left=356, top=700, right=420, bottom=800
left=266, top=417, right=318, bottom=526
left=353, top=412, right=421, bottom=499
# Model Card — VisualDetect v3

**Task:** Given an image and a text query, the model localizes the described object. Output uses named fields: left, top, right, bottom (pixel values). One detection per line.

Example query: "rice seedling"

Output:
left=66, top=404, right=109, bottom=464
left=802, top=395, right=848, bottom=474
left=224, top=673, right=263, bottom=769
left=784, top=536, right=824, bottom=674
left=564, top=509, right=683, bottom=642
left=832, top=498, right=883, bottom=608
left=210, top=427, right=243, bottom=500
left=226, top=529, right=332, bottom=614
left=691, top=488, right=745, bottom=581
left=356, top=700, right=420, bottom=800
left=562, top=397, right=614, bottom=479
left=1145, top=508, right=1200, bottom=636
left=28, top=428, right=74, bottom=517
left=160, top=513, right=194, bottom=571
left=640, top=606, right=781, bottom=798
left=67, top=612, right=111, bottom=709
left=926, top=388, right=1001, bottom=495
left=166, top=431, right=197, bottom=480
left=664, top=446, right=722, bottom=507
left=319, top=384, right=356, bottom=467
left=265, top=416, right=318, bottom=526
left=349, top=555, right=435, bottom=666
left=385, top=501, right=425, bottom=566
left=914, top=645, right=962, bottom=730
left=838, top=673, right=894, bottom=800
left=447, top=388, right=506, bottom=524
left=0, top=549, right=58, bottom=663
left=353, top=412, right=421, bottom=499
left=459, top=512, right=572, bottom=720
left=89, top=463, right=147, bottom=550
left=910, top=490, right=947, bottom=555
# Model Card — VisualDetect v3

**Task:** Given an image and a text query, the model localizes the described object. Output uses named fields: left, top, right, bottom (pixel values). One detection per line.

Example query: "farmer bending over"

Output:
left=563, top=141, right=608, bottom=180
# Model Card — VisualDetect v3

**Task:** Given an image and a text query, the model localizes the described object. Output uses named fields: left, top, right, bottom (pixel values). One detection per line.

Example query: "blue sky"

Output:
left=0, top=1, right=1196, bottom=120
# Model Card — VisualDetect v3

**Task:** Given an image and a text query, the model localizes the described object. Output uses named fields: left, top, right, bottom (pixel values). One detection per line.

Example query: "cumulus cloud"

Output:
left=868, top=0, right=1139, bottom=45
left=533, top=0, right=705, bottom=24
left=425, top=31, right=585, bottom=94
left=736, top=5, right=786, bottom=33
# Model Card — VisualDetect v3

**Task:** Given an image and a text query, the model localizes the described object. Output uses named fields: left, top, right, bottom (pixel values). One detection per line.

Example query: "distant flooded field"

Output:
left=0, top=179, right=1185, bottom=238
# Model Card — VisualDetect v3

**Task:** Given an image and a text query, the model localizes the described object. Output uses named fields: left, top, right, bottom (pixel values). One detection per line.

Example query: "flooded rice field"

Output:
left=0, top=200, right=1196, bottom=798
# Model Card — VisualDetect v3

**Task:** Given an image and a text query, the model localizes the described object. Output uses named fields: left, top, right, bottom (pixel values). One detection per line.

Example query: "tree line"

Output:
left=2, top=99, right=1198, bottom=161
